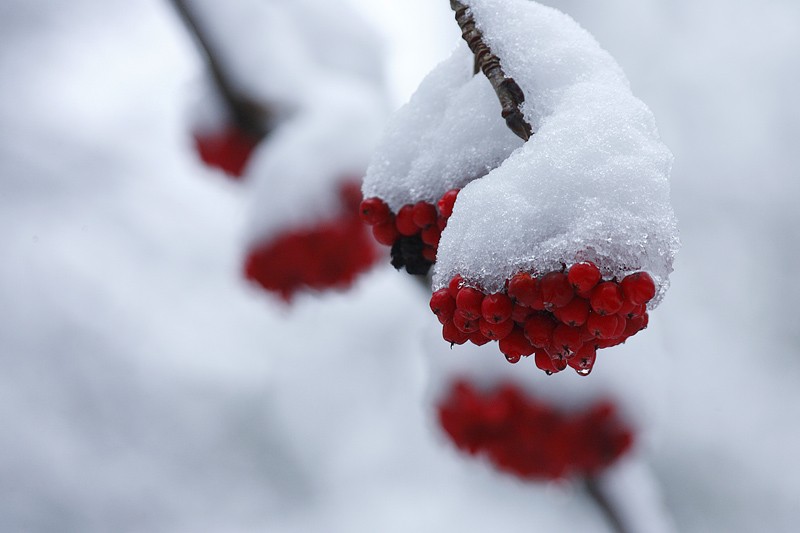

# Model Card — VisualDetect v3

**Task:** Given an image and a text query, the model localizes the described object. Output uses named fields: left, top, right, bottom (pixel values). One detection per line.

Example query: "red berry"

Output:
left=589, top=282, right=624, bottom=315
left=422, top=246, right=437, bottom=262
left=456, top=287, right=484, bottom=320
left=193, top=126, right=259, bottom=177
left=551, top=324, right=583, bottom=357
left=430, top=289, right=456, bottom=324
left=511, top=303, right=533, bottom=324
left=412, top=201, right=438, bottom=228
left=568, top=344, right=597, bottom=375
left=553, top=297, right=590, bottom=327
left=612, top=314, right=627, bottom=338
left=359, top=197, right=391, bottom=225
left=508, top=273, right=544, bottom=309
left=372, top=221, right=398, bottom=246
left=620, top=272, right=656, bottom=305
left=624, top=314, right=649, bottom=337
left=617, top=298, right=637, bottom=318
left=540, top=272, right=574, bottom=308
left=585, top=313, right=619, bottom=339
left=567, top=262, right=601, bottom=293
left=535, top=350, right=560, bottom=374
left=454, top=313, right=479, bottom=333
left=481, top=293, right=514, bottom=324
left=421, top=225, right=441, bottom=246
left=523, top=314, right=556, bottom=348
left=437, top=189, right=459, bottom=218
left=395, top=205, right=418, bottom=236
left=470, top=331, right=491, bottom=346
left=448, top=275, right=465, bottom=298
left=479, top=318, right=514, bottom=341
left=443, top=321, right=469, bottom=345
left=499, top=327, right=535, bottom=359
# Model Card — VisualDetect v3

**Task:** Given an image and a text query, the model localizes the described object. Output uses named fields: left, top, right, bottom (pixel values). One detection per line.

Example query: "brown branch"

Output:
left=585, top=476, right=632, bottom=533
left=169, top=0, right=271, bottom=138
left=450, top=0, right=533, bottom=141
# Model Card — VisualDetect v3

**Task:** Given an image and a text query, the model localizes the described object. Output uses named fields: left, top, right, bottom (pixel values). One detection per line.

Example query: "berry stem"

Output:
left=450, top=0, right=533, bottom=141
left=585, top=476, right=632, bottom=533
left=168, top=0, right=272, bottom=138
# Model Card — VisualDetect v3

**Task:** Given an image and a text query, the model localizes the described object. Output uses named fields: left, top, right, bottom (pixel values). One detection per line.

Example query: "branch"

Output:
left=169, top=0, right=271, bottom=138
left=585, top=476, right=632, bottom=533
left=450, top=0, right=533, bottom=141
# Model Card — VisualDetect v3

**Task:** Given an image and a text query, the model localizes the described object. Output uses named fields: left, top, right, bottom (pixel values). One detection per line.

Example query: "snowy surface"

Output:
left=362, top=45, right=523, bottom=211
left=433, top=0, right=679, bottom=299
left=245, top=77, right=386, bottom=243
left=1, top=0, right=800, bottom=532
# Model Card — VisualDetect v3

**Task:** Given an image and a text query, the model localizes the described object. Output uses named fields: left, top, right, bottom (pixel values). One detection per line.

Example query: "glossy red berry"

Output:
left=412, top=201, right=438, bottom=228
left=479, top=318, right=515, bottom=341
left=481, top=293, right=514, bottom=324
left=540, top=272, right=574, bottom=308
left=553, top=297, right=590, bottom=327
left=430, top=289, right=456, bottom=324
left=567, top=262, right=601, bottom=293
left=589, top=282, right=624, bottom=315
left=437, top=189, right=459, bottom=218
left=511, top=303, right=533, bottom=324
left=448, top=275, right=465, bottom=298
left=469, top=331, right=491, bottom=346
left=535, top=350, right=560, bottom=374
left=456, top=287, right=484, bottom=320
left=568, top=344, right=597, bottom=375
left=499, top=328, right=535, bottom=359
left=551, top=324, right=583, bottom=357
left=443, top=321, right=469, bottom=346
left=523, top=314, right=556, bottom=348
left=421, top=225, right=441, bottom=246
left=395, top=205, right=418, bottom=236
left=620, top=272, right=656, bottom=305
left=586, top=313, right=619, bottom=340
left=454, top=313, right=479, bottom=333
left=372, top=221, right=398, bottom=246
left=359, top=197, right=391, bottom=225
left=193, top=126, right=259, bottom=178
left=508, top=273, right=544, bottom=309
left=422, top=246, right=437, bottom=262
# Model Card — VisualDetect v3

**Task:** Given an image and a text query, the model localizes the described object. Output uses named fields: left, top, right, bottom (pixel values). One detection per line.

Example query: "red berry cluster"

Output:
left=359, top=189, right=460, bottom=276
left=430, top=263, right=656, bottom=375
left=438, top=380, right=634, bottom=480
left=193, top=125, right=261, bottom=178
left=244, top=182, right=378, bottom=300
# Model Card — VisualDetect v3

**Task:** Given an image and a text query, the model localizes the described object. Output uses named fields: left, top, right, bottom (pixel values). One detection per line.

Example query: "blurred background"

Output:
left=1, top=0, right=798, bottom=531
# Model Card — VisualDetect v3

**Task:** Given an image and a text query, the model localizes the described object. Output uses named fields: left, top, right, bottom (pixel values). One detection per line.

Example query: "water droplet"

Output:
left=545, top=371, right=553, bottom=376
left=576, top=367, right=592, bottom=377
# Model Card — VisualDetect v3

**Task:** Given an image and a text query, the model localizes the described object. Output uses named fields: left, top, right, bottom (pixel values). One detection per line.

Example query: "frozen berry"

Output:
left=454, top=313, right=479, bottom=334
left=499, top=328, right=535, bottom=359
left=620, top=272, right=656, bottom=305
left=456, top=287, right=484, bottom=320
left=372, top=221, right=399, bottom=246
left=540, top=272, right=574, bottom=308
left=590, top=282, right=624, bottom=315
left=359, top=197, right=391, bottom=225
left=511, top=303, right=534, bottom=324
left=553, top=297, right=590, bottom=327
left=567, top=262, right=601, bottom=293
left=437, top=189, right=459, bottom=218
left=443, top=321, right=469, bottom=346
left=508, top=273, right=543, bottom=309
left=448, top=275, right=465, bottom=298
left=469, top=331, right=491, bottom=347
left=535, top=350, right=560, bottom=374
left=523, top=314, right=556, bottom=348
left=479, top=318, right=515, bottom=341
left=568, top=344, right=597, bottom=375
left=422, top=246, right=437, bottom=262
left=421, top=225, right=441, bottom=246
left=412, top=201, right=438, bottom=228
left=551, top=324, right=583, bottom=357
left=395, top=205, right=418, bottom=236
left=585, top=313, right=619, bottom=340
left=430, top=289, right=456, bottom=324
left=481, top=293, right=514, bottom=324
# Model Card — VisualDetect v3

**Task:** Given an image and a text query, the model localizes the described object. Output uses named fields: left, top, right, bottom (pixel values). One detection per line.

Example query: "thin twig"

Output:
left=450, top=0, right=533, bottom=141
left=169, top=0, right=271, bottom=138
left=585, top=476, right=632, bottom=533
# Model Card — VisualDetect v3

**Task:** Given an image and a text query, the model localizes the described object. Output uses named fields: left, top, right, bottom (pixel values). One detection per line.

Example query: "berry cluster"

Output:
left=244, top=182, right=378, bottom=300
left=193, top=125, right=261, bottom=178
left=359, top=190, right=460, bottom=276
left=430, top=263, right=656, bottom=375
left=438, top=380, right=634, bottom=480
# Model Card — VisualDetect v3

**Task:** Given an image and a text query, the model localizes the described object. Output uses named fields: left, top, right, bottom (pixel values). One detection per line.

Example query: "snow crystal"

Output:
left=362, top=44, right=524, bottom=211
left=245, top=78, right=386, bottom=244
left=430, top=0, right=679, bottom=304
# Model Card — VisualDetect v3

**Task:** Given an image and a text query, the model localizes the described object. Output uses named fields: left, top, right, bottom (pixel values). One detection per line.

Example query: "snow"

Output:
left=431, top=0, right=679, bottom=301
left=245, top=77, right=387, bottom=243
left=362, top=45, right=523, bottom=211
left=2, top=0, right=800, bottom=532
